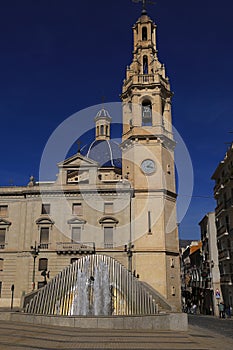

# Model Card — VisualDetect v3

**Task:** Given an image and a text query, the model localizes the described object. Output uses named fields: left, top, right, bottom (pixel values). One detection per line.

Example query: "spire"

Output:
left=132, top=0, right=155, bottom=16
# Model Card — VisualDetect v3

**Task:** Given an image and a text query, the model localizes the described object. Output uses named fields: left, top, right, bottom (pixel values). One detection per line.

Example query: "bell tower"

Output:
left=121, top=8, right=181, bottom=311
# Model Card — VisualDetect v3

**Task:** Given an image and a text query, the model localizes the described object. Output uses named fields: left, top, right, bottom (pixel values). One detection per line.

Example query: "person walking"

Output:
left=226, top=305, right=231, bottom=318
left=218, top=302, right=225, bottom=319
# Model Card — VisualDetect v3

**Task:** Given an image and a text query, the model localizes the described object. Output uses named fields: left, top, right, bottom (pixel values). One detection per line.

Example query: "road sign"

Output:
left=215, top=289, right=221, bottom=299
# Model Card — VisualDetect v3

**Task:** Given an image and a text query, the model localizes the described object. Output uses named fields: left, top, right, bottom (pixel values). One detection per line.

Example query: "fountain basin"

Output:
left=0, top=312, right=188, bottom=331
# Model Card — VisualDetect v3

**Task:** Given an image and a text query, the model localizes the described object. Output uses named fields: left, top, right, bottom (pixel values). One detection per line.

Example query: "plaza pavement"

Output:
left=0, top=319, right=232, bottom=350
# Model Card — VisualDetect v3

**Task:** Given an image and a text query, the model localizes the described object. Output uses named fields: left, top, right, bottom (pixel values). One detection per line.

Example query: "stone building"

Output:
left=199, top=213, right=221, bottom=315
left=0, top=8, right=181, bottom=311
left=212, top=143, right=233, bottom=307
left=180, top=241, right=201, bottom=311
left=180, top=214, right=222, bottom=316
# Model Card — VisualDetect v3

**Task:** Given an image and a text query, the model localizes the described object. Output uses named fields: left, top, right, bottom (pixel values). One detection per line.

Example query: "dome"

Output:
left=81, top=139, right=122, bottom=168
left=95, top=108, right=111, bottom=121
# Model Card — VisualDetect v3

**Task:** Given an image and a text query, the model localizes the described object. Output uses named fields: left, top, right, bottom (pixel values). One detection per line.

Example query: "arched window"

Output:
left=97, top=126, right=99, bottom=137
left=143, top=55, right=148, bottom=74
left=142, top=27, right=147, bottom=41
left=100, top=125, right=104, bottom=135
left=142, top=100, right=152, bottom=126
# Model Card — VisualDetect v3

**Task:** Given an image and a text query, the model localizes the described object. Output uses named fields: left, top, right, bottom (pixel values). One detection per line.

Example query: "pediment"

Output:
left=0, top=218, right=11, bottom=226
left=58, top=153, right=99, bottom=169
left=67, top=217, right=87, bottom=225
left=36, top=217, right=54, bottom=225
left=99, top=216, right=119, bottom=225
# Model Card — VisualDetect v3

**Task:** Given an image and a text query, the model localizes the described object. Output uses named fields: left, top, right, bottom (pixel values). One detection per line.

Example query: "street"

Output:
left=188, top=314, right=233, bottom=339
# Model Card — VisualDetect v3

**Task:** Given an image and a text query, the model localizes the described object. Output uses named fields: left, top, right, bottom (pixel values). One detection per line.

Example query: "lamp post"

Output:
left=124, top=187, right=134, bottom=272
left=124, top=242, right=134, bottom=272
left=30, top=241, right=40, bottom=291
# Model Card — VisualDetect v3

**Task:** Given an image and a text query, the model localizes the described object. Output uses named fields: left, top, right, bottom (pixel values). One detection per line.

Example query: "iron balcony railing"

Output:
left=40, top=243, right=49, bottom=249
left=218, top=248, right=231, bottom=261
left=220, top=273, right=233, bottom=285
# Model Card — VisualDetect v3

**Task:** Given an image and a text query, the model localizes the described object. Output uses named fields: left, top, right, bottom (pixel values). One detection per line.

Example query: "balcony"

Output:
left=103, top=242, right=118, bottom=249
left=56, top=242, right=95, bottom=255
left=218, top=249, right=231, bottom=261
left=137, top=74, right=155, bottom=84
left=216, top=225, right=229, bottom=239
left=39, top=243, right=49, bottom=250
left=123, top=73, right=169, bottom=93
left=215, top=202, right=226, bottom=216
left=220, top=273, right=233, bottom=285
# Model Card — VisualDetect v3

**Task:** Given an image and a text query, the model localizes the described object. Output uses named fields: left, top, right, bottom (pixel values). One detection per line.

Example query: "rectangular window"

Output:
left=0, top=205, right=8, bottom=217
left=72, top=203, right=83, bottom=216
left=0, top=229, right=6, bottom=249
left=148, top=211, right=151, bottom=234
left=0, top=259, right=3, bottom=271
left=38, top=258, right=48, bottom=271
left=41, top=204, right=50, bottom=215
left=72, top=227, right=81, bottom=242
left=104, top=227, right=113, bottom=248
left=40, top=227, right=49, bottom=249
left=0, top=282, right=2, bottom=298
left=104, top=202, right=113, bottom=214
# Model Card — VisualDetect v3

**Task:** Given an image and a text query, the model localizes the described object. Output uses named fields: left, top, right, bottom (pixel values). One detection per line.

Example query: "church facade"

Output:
left=0, top=10, right=181, bottom=311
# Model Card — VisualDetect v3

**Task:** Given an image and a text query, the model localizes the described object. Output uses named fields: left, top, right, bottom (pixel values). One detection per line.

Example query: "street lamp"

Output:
left=124, top=242, right=134, bottom=272
left=124, top=186, right=135, bottom=272
left=30, top=241, right=41, bottom=291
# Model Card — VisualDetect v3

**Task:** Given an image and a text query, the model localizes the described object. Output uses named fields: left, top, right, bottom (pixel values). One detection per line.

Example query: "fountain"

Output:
left=25, top=254, right=159, bottom=315
left=70, top=259, right=111, bottom=316
left=19, top=254, right=188, bottom=331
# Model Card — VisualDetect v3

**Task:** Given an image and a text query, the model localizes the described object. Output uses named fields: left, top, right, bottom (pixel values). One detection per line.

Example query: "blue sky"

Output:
left=0, top=0, right=232, bottom=240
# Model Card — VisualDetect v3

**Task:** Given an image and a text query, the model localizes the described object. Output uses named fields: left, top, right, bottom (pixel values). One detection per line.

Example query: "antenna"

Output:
left=132, top=0, right=155, bottom=15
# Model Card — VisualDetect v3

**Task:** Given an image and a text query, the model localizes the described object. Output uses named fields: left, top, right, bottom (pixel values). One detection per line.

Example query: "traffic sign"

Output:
left=215, top=289, right=221, bottom=299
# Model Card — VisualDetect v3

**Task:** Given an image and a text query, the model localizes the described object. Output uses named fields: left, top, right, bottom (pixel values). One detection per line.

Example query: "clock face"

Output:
left=141, top=159, right=156, bottom=175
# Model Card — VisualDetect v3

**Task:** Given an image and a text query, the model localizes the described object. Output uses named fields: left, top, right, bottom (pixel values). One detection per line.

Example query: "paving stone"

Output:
left=0, top=319, right=232, bottom=350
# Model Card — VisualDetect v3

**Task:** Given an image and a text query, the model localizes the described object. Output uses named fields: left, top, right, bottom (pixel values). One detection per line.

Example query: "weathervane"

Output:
left=132, top=0, right=155, bottom=15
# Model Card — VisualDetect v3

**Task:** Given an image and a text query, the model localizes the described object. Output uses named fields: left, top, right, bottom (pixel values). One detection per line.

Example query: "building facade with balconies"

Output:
left=199, top=212, right=221, bottom=315
left=212, top=143, right=233, bottom=307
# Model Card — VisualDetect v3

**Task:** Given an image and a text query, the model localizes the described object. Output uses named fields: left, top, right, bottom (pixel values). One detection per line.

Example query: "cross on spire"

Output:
left=132, top=0, right=155, bottom=15
left=77, top=140, right=81, bottom=153
left=101, top=95, right=106, bottom=109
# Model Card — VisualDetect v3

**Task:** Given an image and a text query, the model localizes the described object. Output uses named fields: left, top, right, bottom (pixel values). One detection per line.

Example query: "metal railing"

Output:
left=218, top=248, right=231, bottom=261
left=40, top=243, right=49, bottom=249
left=56, top=242, right=95, bottom=254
